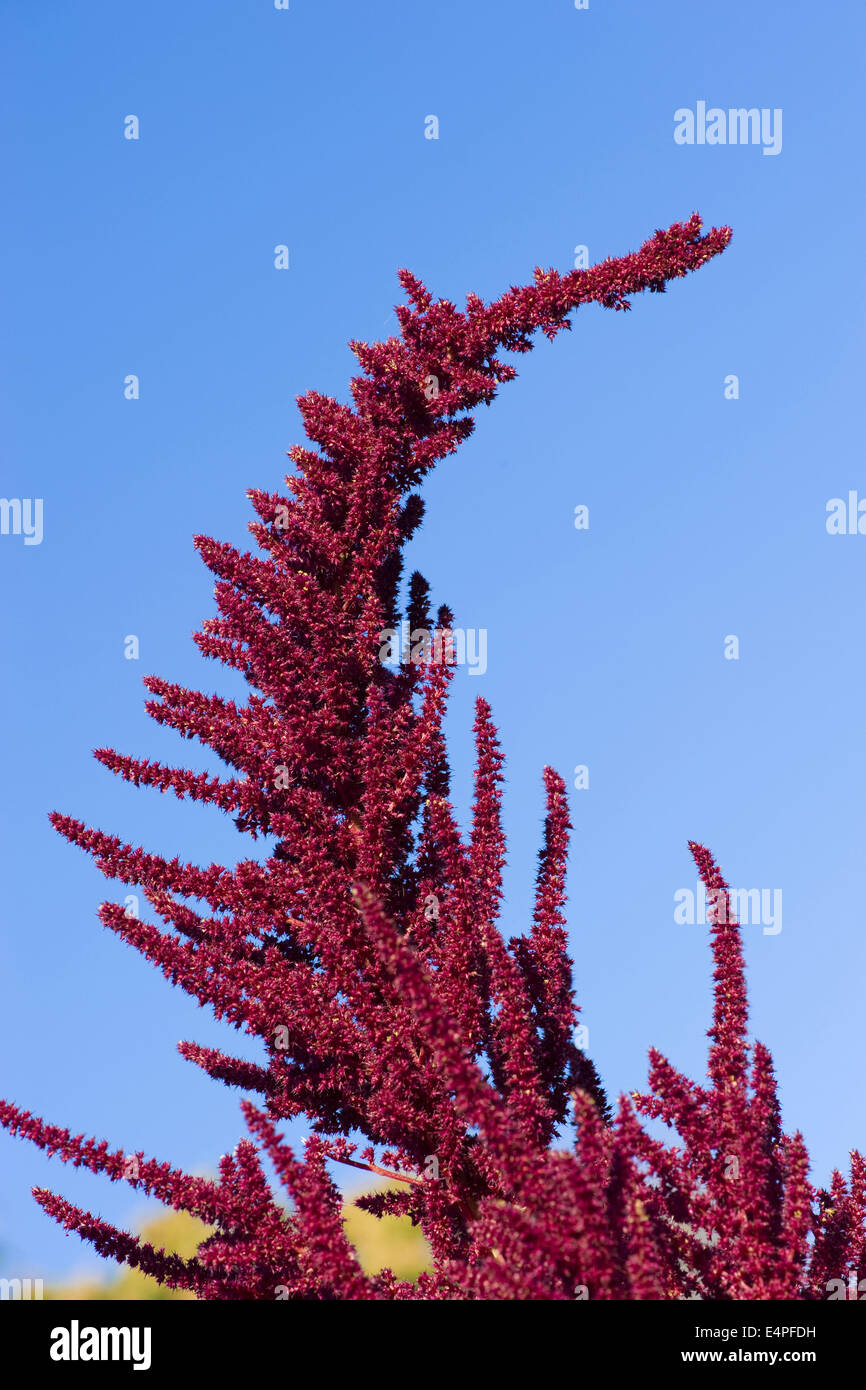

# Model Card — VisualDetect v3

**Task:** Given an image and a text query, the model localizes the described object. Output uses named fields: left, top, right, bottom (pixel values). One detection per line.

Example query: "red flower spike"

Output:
left=5, top=218, right=858, bottom=1299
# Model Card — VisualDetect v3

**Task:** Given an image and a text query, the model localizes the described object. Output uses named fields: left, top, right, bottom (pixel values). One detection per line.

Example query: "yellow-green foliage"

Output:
left=44, top=1191, right=430, bottom=1299
left=342, top=1197, right=430, bottom=1283
left=44, top=1211, right=208, bottom=1301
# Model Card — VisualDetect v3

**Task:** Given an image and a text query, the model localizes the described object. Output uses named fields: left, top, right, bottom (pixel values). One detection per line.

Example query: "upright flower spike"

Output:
left=16, top=218, right=862, bottom=1299
left=511, top=766, right=608, bottom=1125
left=632, top=844, right=866, bottom=1300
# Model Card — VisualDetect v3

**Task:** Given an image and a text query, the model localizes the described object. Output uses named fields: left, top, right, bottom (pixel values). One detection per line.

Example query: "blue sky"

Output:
left=2, top=0, right=864, bottom=1281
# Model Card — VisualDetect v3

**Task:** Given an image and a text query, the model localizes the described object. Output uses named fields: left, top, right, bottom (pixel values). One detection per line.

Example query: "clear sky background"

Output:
left=1, top=0, right=864, bottom=1282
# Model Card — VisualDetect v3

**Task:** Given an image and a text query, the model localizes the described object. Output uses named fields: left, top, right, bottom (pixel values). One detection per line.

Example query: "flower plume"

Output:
left=4, top=215, right=859, bottom=1299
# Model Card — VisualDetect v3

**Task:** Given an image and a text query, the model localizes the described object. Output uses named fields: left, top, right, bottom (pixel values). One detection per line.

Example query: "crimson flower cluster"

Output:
left=3, top=216, right=862, bottom=1299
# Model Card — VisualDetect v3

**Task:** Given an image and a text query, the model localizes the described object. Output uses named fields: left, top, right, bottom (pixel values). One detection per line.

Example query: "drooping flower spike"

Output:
left=4, top=216, right=860, bottom=1298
